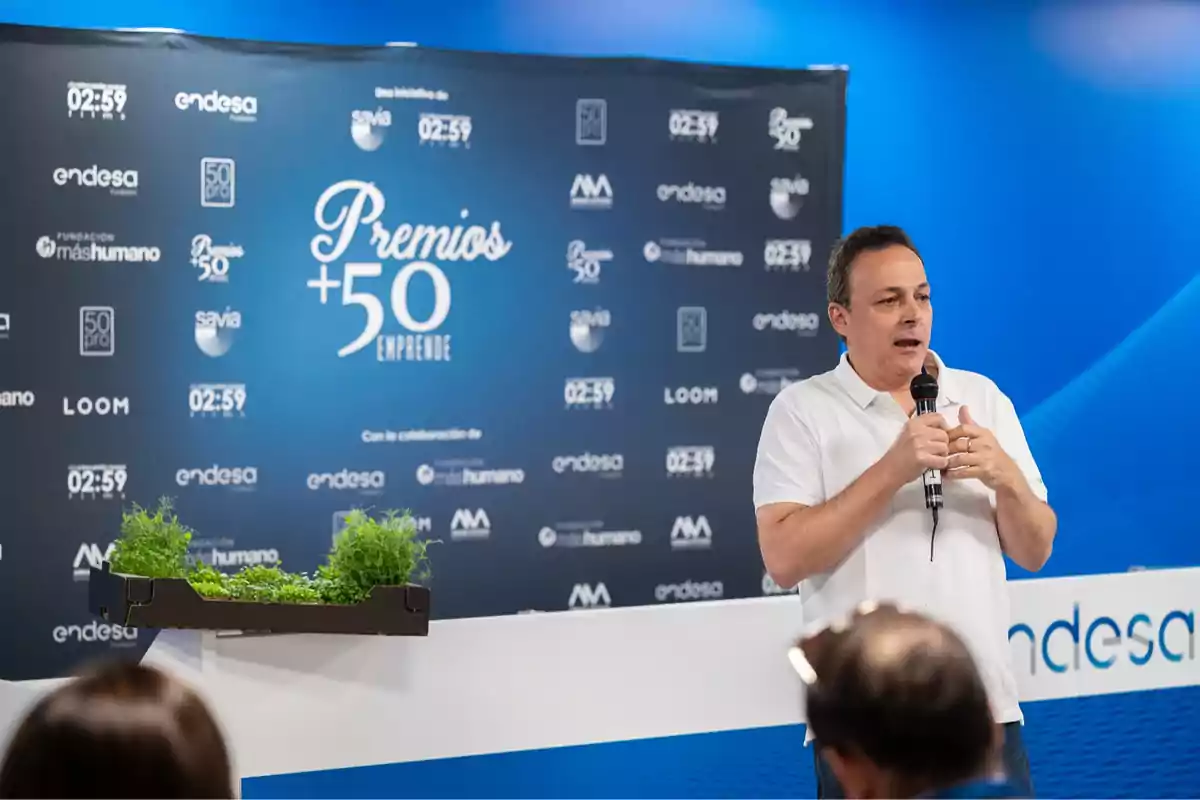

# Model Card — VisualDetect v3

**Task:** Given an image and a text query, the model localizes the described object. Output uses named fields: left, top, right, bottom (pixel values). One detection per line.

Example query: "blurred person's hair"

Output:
left=789, top=602, right=1000, bottom=798
left=0, top=660, right=234, bottom=798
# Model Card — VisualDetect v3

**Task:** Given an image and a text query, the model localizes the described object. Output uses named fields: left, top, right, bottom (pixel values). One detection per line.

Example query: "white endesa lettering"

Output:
left=53, top=166, right=138, bottom=188
left=310, top=180, right=513, bottom=265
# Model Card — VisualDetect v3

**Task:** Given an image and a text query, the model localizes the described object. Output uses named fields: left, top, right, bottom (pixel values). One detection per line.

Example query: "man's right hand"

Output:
left=883, top=414, right=950, bottom=485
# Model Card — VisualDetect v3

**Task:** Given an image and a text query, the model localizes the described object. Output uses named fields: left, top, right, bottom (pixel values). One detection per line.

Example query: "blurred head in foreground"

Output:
left=0, top=661, right=234, bottom=798
left=790, top=602, right=1005, bottom=799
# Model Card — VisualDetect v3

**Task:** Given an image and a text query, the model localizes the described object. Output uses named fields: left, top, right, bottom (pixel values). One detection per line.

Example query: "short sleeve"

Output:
left=991, top=390, right=1048, bottom=503
left=753, top=392, right=825, bottom=509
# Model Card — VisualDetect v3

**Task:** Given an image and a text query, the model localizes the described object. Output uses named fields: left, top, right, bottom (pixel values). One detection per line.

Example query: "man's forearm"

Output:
left=763, top=456, right=907, bottom=587
left=994, top=476, right=1057, bottom=572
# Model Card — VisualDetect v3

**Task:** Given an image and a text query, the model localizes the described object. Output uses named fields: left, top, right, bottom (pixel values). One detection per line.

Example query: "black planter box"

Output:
left=88, top=562, right=430, bottom=636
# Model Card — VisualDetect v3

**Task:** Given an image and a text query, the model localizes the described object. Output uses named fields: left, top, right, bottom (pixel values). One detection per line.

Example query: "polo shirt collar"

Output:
left=834, top=349, right=962, bottom=410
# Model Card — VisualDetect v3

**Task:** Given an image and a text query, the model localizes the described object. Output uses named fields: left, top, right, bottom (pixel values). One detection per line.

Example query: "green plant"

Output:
left=107, top=502, right=433, bottom=606
left=108, top=497, right=192, bottom=579
left=322, top=509, right=434, bottom=603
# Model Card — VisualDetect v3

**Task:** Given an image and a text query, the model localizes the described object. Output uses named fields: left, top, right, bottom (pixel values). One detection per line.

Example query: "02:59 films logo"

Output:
left=67, top=464, right=128, bottom=500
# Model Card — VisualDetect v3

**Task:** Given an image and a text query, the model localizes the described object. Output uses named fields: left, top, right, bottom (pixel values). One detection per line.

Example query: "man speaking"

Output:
left=752, top=225, right=1056, bottom=798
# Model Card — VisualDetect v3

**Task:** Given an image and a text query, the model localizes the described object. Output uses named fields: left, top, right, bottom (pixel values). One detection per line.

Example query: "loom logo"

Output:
left=1009, top=604, right=1196, bottom=675
left=664, top=386, right=718, bottom=405
left=351, top=107, right=392, bottom=151
left=568, top=582, right=611, bottom=609
left=63, top=396, right=130, bottom=416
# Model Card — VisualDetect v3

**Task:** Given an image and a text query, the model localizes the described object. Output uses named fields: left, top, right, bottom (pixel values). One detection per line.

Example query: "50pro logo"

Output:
left=1009, top=603, right=1195, bottom=674
left=307, top=180, right=513, bottom=363
left=195, top=307, right=241, bottom=357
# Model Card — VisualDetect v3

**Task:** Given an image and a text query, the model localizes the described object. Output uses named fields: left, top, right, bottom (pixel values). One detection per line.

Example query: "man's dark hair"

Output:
left=827, top=225, right=921, bottom=307
left=798, top=604, right=996, bottom=792
left=0, top=661, right=234, bottom=798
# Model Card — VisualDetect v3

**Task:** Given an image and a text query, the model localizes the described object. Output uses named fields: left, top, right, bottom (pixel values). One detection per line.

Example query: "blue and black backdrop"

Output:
left=0, top=23, right=845, bottom=680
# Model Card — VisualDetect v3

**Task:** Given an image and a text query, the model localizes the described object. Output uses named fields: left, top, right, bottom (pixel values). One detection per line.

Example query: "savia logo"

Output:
left=666, top=446, right=716, bottom=478
left=38, top=234, right=160, bottom=263
left=570, top=174, right=613, bottom=209
left=643, top=239, right=743, bottom=268
left=564, top=377, right=615, bottom=410
left=671, top=516, right=713, bottom=550
left=189, top=383, right=247, bottom=418
left=176, top=465, right=258, bottom=489
left=73, top=542, right=115, bottom=580
left=195, top=307, right=241, bottom=357
left=568, top=582, right=612, bottom=609
left=418, top=113, right=472, bottom=147
left=450, top=508, right=491, bottom=541
left=175, top=90, right=258, bottom=122
left=770, top=175, right=810, bottom=220
left=63, top=396, right=129, bottom=416
left=351, top=107, right=392, bottom=151
left=190, top=235, right=244, bottom=283
left=668, top=109, right=719, bottom=142
left=415, top=463, right=525, bottom=487
left=1009, top=603, right=1196, bottom=675
left=308, top=180, right=513, bottom=362
left=53, top=621, right=138, bottom=645
left=754, top=311, right=821, bottom=336
left=741, top=368, right=802, bottom=396
left=765, top=239, right=812, bottom=272
left=67, top=81, right=127, bottom=121
left=552, top=452, right=623, bottom=477
left=53, top=165, right=138, bottom=196
left=570, top=308, right=610, bottom=353
left=307, top=469, right=386, bottom=493
left=656, top=182, right=726, bottom=210
left=655, top=580, right=724, bottom=603
left=664, top=386, right=718, bottom=405
left=566, top=240, right=612, bottom=284
left=0, top=390, right=35, bottom=409
left=769, top=107, right=814, bottom=151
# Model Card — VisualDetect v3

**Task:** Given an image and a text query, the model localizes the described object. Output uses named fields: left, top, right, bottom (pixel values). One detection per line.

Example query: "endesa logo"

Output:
left=754, top=311, right=821, bottom=335
left=175, top=90, right=258, bottom=122
left=307, top=470, right=386, bottom=493
left=656, top=182, right=726, bottom=210
left=53, top=620, right=137, bottom=645
left=1010, top=603, right=1195, bottom=675
left=53, top=165, right=138, bottom=196
left=176, top=465, right=258, bottom=489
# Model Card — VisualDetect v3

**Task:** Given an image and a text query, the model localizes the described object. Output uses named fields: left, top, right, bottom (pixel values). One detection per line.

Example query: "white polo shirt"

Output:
left=753, top=350, right=1048, bottom=727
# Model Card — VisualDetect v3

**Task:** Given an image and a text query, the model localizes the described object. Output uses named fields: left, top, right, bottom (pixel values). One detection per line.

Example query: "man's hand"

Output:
left=883, top=413, right=950, bottom=485
left=946, top=405, right=1021, bottom=490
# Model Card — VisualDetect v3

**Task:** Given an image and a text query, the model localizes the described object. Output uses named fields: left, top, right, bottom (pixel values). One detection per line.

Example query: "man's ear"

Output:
left=822, top=745, right=875, bottom=800
left=828, top=302, right=849, bottom=339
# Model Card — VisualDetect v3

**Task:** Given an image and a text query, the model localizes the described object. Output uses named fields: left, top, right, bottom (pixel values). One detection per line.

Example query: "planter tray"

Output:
left=88, top=562, right=430, bottom=636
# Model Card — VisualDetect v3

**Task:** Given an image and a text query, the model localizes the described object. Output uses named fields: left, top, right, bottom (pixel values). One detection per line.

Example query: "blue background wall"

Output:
left=7, top=0, right=1199, bottom=580
left=5, top=1, right=1199, bottom=797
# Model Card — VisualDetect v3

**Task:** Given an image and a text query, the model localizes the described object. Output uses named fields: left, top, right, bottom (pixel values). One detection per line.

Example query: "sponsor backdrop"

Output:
left=0, top=24, right=844, bottom=680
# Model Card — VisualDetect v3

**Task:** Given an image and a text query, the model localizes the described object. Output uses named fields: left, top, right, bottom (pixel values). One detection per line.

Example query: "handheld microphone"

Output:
left=910, top=371, right=942, bottom=559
